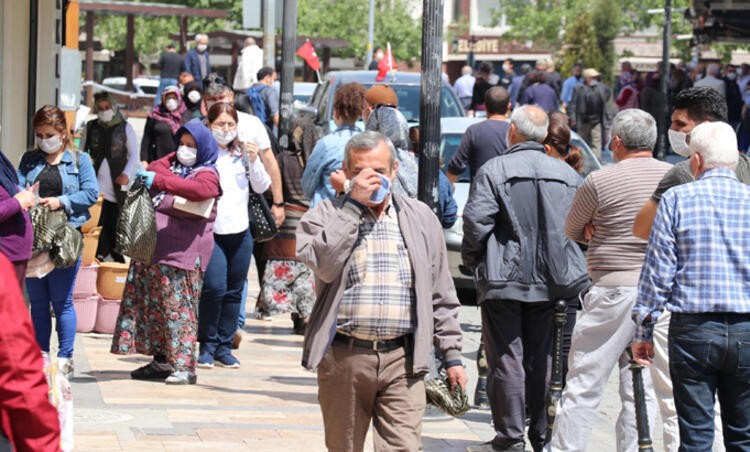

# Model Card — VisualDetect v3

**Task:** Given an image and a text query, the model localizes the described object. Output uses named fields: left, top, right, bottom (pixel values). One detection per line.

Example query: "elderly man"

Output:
left=567, top=68, right=611, bottom=157
left=695, top=63, right=726, bottom=98
left=185, top=34, right=211, bottom=82
left=233, top=37, right=264, bottom=92
left=632, top=86, right=741, bottom=452
left=549, top=109, right=670, bottom=452
left=463, top=105, right=589, bottom=452
left=632, top=121, right=750, bottom=451
left=296, top=131, right=467, bottom=451
left=454, top=65, right=476, bottom=110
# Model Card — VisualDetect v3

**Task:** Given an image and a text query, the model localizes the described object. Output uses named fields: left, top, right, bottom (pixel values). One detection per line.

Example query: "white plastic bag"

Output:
left=45, top=361, right=74, bottom=452
left=26, top=251, right=55, bottom=279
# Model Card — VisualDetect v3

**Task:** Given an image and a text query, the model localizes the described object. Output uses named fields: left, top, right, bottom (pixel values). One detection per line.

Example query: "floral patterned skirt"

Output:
left=110, top=261, right=203, bottom=372
left=256, top=259, right=316, bottom=318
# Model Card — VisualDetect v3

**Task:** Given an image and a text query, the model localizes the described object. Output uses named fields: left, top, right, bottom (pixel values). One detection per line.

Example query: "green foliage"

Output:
left=557, top=13, right=602, bottom=78
left=297, top=0, right=422, bottom=66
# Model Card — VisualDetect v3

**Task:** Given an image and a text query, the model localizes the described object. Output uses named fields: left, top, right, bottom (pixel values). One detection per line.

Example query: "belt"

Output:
left=334, top=332, right=407, bottom=352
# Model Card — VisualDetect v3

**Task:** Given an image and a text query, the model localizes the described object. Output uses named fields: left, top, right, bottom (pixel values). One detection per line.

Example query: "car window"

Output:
left=357, top=83, right=464, bottom=121
left=440, top=133, right=470, bottom=182
left=310, top=81, right=327, bottom=108
left=139, top=85, right=158, bottom=95
left=571, top=135, right=602, bottom=177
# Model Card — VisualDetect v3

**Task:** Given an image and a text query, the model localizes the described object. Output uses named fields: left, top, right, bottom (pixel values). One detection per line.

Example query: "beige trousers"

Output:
left=317, top=340, right=426, bottom=452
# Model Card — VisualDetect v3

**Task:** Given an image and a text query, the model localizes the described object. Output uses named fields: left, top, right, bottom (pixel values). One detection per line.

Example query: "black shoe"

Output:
left=291, top=313, right=308, bottom=335
left=130, top=360, right=173, bottom=380
left=466, top=441, right=524, bottom=452
left=474, top=376, right=490, bottom=409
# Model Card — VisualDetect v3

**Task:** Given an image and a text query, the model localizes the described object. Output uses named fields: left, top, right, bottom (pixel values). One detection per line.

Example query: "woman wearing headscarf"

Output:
left=81, top=92, right=139, bottom=262
left=19, top=105, right=99, bottom=378
left=0, top=148, right=35, bottom=286
left=364, top=104, right=419, bottom=198
left=140, top=86, right=186, bottom=165
left=197, top=103, right=270, bottom=369
left=256, top=117, right=319, bottom=334
left=111, top=119, right=221, bottom=385
left=182, top=80, right=204, bottom=121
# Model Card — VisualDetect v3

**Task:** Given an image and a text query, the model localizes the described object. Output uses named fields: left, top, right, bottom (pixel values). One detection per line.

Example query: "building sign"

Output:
left=450, top=36, right=554, bottom=56
left=456, top=38, right=501, bottom=54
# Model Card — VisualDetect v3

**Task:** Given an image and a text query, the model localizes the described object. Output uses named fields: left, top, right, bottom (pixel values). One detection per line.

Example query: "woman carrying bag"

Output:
left=197, top=102, right=270, bottom=369
left=0, top=148, right=35, bottom=287
left=18, top=105, right=99, bottom=378
left=111, top=119, right=221, bottom=385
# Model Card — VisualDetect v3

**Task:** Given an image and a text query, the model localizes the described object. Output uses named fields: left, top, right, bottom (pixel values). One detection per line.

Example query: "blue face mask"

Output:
left=370, top=173, right=391, bottom=204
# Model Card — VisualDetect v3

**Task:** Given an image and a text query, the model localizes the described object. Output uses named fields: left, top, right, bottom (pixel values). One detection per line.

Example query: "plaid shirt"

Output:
left=337, top=202, right=416, bottom=341
left=633, top=168, right=750, bottom=342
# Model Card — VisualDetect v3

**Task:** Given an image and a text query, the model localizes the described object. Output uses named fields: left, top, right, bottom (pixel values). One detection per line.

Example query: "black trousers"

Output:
left=481, top=299, right=554, bottom=449
left=96, top=199, right=124, bottom=263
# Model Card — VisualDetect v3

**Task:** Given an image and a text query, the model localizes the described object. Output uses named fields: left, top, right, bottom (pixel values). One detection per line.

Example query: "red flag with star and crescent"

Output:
left=296, top=40, right=321, bottom=72
left=375, top=43, right=397, bottom=82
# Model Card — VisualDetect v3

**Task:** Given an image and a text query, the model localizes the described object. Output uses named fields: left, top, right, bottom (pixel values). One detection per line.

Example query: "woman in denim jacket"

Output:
left=17, top=105, right=99, bottom=378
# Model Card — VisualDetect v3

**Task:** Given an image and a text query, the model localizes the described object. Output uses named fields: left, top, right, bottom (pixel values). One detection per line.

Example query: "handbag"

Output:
left=425, top=372, right=470, bottom=417
left=29, top=205, right=81, bottom=268
left=116, top=177, right=157, bottom=263
left=243, top=155, right=277, bottom=242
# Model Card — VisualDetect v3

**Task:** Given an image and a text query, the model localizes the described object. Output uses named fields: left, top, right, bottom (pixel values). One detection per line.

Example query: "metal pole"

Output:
left=264, top=0, right=276, bottom=68
left=657, top=0, right=672, bottom=158
left=418, top=0, right=444, bottom=212
left=365, top=0, right=375, bottom=68
left=278, top=0, right=297, bottom=147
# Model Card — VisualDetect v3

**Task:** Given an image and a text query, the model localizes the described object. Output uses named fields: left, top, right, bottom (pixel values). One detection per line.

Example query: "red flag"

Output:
left=296, top=40, right=321, bottom=72
left=375, top=43, right=397, bottom=82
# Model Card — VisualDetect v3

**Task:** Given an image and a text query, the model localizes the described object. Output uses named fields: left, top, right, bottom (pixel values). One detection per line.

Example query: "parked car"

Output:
left=101, top=76, right=159, bottom=97
left=299, top=70, right=465, bottom=135
left=440, top=117, right=604, bottom=302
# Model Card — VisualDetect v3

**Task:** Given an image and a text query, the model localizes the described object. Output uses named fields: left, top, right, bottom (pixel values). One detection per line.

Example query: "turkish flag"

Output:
left=375, top=44, right=398, bottom=82
left=296, top=40, right=321, bottom=72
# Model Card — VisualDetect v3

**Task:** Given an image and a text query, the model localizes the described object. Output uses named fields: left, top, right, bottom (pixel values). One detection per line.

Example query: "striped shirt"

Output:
left=633, top=169, right=750, bottom=341
left=565, top=157, right=672, bottom=285
left=337, top=203, right=416, bottom=341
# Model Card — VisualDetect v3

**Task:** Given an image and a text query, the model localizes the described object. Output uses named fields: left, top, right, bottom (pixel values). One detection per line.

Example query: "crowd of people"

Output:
left=2, top=36, right=750, bottom=451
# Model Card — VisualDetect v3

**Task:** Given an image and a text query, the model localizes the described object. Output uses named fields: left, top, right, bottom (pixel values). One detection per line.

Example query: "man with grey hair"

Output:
left=549, top=108, right=670, bottom=451
left=186, top=33, right=211, bottom=82
left=463, top=105, right=590, bottom=452
left=233, top=37, right=264, bottom=91
left=695, top=62, right=727, bottom=98
left=631, top=121, right=750, bottom=450
left=454, top=64, right=476, bottom=110
left=296, top=131, right=467, bottom=451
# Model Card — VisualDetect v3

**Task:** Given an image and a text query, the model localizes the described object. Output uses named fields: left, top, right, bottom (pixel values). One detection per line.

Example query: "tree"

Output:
left=557, top=13, right=602, bottom=79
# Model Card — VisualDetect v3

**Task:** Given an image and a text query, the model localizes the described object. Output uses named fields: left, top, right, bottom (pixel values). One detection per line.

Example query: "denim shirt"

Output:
left=301, top=125, right=360, bottom=207
left=17, top=149, right=99, bottom=228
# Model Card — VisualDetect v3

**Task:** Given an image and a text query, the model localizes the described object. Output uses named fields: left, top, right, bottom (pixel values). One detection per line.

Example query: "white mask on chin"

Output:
left=37, top=135, right=63, bottom=154
left=177, top=145, right=198, bottom=167
left=668, top=129, right=691, bottom=157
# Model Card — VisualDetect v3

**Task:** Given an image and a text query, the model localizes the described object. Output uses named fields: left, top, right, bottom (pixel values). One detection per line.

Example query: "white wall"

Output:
left=0, top=0, right=31, bottom=165
left=36, top=0, right=61, bottom=109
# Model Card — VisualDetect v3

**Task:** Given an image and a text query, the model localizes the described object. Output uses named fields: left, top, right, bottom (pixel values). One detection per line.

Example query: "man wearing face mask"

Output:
left=81, top=92, right=139, bottom=263
left=297, top=131, right=467, bottom=451
left=185, top=34, right=211, bottom=83
left=567, top=68, right=612, bottom=158
left=632, top=86, right=745, bottom=452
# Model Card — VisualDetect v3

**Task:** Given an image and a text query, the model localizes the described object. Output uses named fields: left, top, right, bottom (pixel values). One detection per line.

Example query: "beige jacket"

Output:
left=296, top=195, right=463, bottom=375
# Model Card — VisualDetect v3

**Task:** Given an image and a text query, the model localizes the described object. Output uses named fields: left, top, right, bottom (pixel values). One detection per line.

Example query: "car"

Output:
left=299, top=70, right=466, bottom=135
left=440, top=117, right=605, bottom=303
left=272, top=81, right=318, bottom=107
left=100, top=76, right=159, bottom=97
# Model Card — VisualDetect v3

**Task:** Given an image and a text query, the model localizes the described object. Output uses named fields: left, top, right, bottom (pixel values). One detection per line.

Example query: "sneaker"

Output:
left=197, top=352, right=214, bottom=369
left=164, top=370, right=197, bottom=385
left=231, top=330, right=242, bottom=349
left=131, top=360, right=173, bottom=380
left=57, top=358, right=74, bottom=379
left=215, top=353, right=240, bottom=369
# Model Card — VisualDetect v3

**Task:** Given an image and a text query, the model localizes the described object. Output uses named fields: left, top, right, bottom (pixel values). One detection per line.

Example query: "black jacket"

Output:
left=462, top=142, right=589, bottom=303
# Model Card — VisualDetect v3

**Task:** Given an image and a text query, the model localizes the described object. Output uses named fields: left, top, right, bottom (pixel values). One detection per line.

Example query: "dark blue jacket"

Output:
left=185, top=49, right=211, bottom=83
left=519, top=83, right=559, bottom=113
left=438, top=171, right=457, bottom=229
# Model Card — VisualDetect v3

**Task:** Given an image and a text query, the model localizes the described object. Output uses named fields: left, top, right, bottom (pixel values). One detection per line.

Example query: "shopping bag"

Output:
left=45, top=361, right=74, bottom=452
left=116, top=177, right=156, bottom=263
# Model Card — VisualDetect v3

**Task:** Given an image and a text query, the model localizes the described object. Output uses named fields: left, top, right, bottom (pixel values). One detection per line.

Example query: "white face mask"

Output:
left=727, top=73, right=737, bottom=81
left=668, top=129, right=691, bottom=157
left=165, top=99, right=180, bottom=111
left=187, top=91, right=202, bottom=104
left=212, top=128, right=237, bottom=146
left=177, top=145, right=198, bottom=167
left=197, top=44, right=208, bottom=52
left=98, top=109, right=115, bottom=123
left=502, top=64, right=512, bottom=73
left=37, top=135, right=63, bottom=154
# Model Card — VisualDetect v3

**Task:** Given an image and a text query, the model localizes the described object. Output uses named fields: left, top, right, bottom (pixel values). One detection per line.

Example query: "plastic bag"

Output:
left=45, top=361, right=74, bottom=452
left=26, top=251, right=55, bottom=279
left=116, top=177, right=156, bottom=263
left=51, top=224, right=83, bottom=268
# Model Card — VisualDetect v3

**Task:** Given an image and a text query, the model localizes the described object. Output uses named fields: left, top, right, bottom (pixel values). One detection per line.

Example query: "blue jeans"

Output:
left=237, top=279, right=248, bottom=330
left=154, top=77, right=178, bottom=106
left=669, top=313, right=750, bottom=451
left=198, top=229, right=253, bottom=357
left=26, top=258, right=81, bottom=358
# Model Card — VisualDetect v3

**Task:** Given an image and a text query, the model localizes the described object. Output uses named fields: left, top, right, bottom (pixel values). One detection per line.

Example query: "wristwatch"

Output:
left=272, top=202, right=284, bottom=207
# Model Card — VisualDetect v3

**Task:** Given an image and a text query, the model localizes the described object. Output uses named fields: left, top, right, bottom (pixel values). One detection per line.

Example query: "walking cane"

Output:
left=460, top=264, right=489, bottom=409
left=628, top=347, right=654, bottom=452
left=545, top=299, right=568, bottom=443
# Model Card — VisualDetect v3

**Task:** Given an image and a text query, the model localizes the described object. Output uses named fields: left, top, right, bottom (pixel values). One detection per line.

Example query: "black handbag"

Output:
left=116, top=177, right=157, bottom=263
left=243, top=155, right=278, bottom=243
left=29, top=205, right=81, bottom=268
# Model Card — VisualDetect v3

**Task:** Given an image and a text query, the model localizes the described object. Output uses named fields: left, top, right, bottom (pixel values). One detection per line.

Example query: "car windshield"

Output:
left=359, top=83, right=463, bottom=121
left=440, top=133, right=470, bottom=182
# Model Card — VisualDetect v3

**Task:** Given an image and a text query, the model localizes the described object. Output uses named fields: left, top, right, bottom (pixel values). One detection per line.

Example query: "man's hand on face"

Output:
left=446, top=365, right=468, bottom=391
left=348, top=168, right=382, bottom=206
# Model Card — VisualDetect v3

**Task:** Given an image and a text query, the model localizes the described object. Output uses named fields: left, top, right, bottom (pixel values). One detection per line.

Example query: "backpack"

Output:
left=246, top=85, right=269, bottom=125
